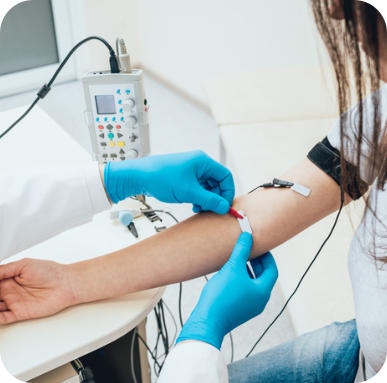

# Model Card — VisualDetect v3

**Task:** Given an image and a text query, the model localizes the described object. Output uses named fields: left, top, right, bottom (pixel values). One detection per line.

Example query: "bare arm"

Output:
left=69, top=158, right=349, bottom=304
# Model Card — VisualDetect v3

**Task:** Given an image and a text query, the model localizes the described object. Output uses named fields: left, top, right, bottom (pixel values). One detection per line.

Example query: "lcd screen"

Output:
left=95, top=95, right=116, bottom=114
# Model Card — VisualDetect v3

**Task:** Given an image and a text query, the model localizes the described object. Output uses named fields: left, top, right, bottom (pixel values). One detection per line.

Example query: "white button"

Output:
left=127, top=149, right=138, bottom=158
left=123, top=98, right=135, bottom=111
left=125, top=116, right=137, bottom=128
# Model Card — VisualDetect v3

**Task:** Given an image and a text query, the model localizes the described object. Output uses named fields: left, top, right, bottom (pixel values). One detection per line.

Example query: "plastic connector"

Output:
left=109, top=55, right=120, bottom=73
left=273, top=178, right=294, bottom=187
left=229, top=207, right=244, bottom=219
left=37, top=84, right=51, bottom=99
left=117, top=38, right=131, bottom=73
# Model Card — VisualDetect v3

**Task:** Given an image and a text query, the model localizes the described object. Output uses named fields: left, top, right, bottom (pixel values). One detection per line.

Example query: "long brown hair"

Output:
left=310, top=0, right=386, bottom=258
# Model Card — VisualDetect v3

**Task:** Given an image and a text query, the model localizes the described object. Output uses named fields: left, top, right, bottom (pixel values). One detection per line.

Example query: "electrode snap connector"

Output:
left=249, top=178, right=311, bottom=197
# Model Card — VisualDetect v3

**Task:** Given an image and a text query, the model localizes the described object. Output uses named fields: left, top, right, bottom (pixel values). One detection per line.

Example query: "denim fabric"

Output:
left=228, top=320, right=359, bottom=383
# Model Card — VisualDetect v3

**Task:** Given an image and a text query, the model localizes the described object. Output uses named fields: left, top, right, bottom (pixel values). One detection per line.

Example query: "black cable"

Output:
left=152, top=330, right=162, bottom=357
left=146, top=208, right=236, bottom=367
left=160, top=302, right=170, bottom=354
left=126, top=207, right=180, bottom=378
left=178, top=282, right=184, bottom=328
left=71, top=359, right=95, bottom=383
left=155, top=208, right=235, bottom=359
left=248, top=178, right=296, bottom=194
left=153, top=304, right=168, bottom=377
left=0, top=36, right=119, bottom=141
left=155, top=300, right=178, bottom=360
left=245, top=188, right=345, bottom=358
left=153, top=306, right=163, bottom=360
left=153, top=210, right=180, bottom=224
left=152, top=210, right=184, bottom=330
left=156, top=303, right=169, bottom=357
left=48, top=36, right=119, bottom=88
left=0, top=98, right=40, bottom=140
left=137, top=333, right=163, bottom=372
left=130, top=328, right=139, bottom=383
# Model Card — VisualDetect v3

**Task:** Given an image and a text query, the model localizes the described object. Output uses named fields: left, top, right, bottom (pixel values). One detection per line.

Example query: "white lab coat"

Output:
left=0, top=163, right=228, bottom=382
left=158, top=341, right=228, bottom=382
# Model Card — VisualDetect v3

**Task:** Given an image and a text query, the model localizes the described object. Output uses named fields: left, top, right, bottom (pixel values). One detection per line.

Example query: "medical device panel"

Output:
left=82, top=70, right=150, bottom=163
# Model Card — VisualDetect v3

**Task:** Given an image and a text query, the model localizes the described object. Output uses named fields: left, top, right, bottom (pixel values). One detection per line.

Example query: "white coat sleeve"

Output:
left=157, top=341, right=228, bottom=383
left=0, top=162, right=111, bottom=261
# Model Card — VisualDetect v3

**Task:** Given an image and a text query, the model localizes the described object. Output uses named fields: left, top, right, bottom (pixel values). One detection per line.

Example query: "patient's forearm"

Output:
left=68, top=159, right=347, bottom=304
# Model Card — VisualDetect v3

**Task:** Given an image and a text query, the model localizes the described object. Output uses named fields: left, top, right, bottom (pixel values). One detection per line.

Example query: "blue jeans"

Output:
left=228, top=320, right=359, bottom=383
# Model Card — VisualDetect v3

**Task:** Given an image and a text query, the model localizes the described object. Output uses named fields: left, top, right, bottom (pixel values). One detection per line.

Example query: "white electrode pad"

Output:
left=237, top=210, right=253, bottom=234
left=291, top=183, right=311, bottom=197
left=236, top=210, right=255, bottom=278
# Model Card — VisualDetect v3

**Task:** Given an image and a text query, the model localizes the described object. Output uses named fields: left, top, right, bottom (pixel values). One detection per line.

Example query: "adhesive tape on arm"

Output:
left=237, top=210, right=253, bottom=234
left=236, top=210, right=255, bottom=278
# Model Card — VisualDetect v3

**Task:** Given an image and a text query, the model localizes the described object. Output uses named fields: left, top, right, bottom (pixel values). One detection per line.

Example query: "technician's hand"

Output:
left=177, top=233, right=278, bottom=349
left=0, top=259, right=74, bottom=324
left=103, top=150, right=235, bottom=214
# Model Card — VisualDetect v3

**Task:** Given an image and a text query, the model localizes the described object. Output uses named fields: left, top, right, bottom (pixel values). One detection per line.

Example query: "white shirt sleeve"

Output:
left=0, top=162, right=111, bottom=261
left=327, top=82, right=387, bottom=185
left=158, top=341, right=228, bottom=383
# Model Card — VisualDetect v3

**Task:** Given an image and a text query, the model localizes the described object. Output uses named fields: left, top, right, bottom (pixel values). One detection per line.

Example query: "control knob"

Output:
left=127, top=149, right=138, bottom=159
left=125, top=116, right=137, bottom=129
left=123, top=98, right=135, bottom=111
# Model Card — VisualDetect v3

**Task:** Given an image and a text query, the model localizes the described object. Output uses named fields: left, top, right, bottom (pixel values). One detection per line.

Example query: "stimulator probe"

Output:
left=82, top=38, right=150, bottom=163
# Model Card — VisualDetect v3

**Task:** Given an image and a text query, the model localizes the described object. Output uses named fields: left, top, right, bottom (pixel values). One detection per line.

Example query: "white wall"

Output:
left=69, top=0, right=141, bottom=75
left=136, top=0, right=329, bottom=105
left=71, top=0, right=330, bottom=105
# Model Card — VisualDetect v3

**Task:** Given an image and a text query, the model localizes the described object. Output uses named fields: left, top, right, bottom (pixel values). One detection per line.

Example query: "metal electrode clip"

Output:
left=249, top=178, right=311, bottom=197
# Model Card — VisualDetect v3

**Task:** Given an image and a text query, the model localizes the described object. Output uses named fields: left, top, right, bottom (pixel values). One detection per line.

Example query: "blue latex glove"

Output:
left=104, top=151, right=235, bottom=214
left=177, top=233, right=278, bottom=349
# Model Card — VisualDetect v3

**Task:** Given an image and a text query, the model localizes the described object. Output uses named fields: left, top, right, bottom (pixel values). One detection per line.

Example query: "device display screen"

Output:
left=95, top=95, right=116, bottom=114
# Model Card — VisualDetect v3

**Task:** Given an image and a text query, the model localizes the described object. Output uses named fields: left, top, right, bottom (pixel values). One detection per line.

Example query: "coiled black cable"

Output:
left=0, top=36, right=119, bottom=140
left=245, top=186, right=345, bottom=357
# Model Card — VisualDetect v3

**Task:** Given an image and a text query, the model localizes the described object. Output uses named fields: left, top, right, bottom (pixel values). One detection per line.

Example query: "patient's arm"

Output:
left=69, top=158, right=350, bottom=304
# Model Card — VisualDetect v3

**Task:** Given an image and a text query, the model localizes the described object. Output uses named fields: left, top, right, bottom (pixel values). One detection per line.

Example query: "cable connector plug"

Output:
left=273, top=178, right=294, bottom=187
left=109, top=54, right=120, bottom=73
left=37, top=84, right=51, bottom=99
left=117, top=38, right=131, bottom=73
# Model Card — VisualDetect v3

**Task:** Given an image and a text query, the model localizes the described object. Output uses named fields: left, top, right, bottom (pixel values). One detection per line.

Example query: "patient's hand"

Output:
left=0, top=258, right=75, bottom=324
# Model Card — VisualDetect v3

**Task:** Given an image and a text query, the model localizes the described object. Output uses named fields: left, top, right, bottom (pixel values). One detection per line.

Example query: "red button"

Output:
left=116, top=125, right=122, bottom=129
left=98, top=125, right=104, bottom=130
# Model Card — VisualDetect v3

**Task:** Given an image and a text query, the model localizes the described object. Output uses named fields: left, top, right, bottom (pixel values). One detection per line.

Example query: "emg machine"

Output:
left=82, top=69, right=150, bottom=163
left=1, top=36, right=150, bottom=164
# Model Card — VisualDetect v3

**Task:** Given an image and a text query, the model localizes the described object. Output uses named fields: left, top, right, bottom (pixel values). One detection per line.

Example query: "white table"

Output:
left=0, top=106, right=165, bottom=381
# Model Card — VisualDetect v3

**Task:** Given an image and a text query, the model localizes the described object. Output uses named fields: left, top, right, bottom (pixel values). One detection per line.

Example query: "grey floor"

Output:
left=0, top=75, right=295, bottom=380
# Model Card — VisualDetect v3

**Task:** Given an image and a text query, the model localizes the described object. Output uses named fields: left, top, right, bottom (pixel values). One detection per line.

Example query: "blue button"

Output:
left=112, top=117, right=116, bottom=122
left=117, top=89, right=121, bottom=94
left=125, top=90, right=130, bottom=94
left=96, top=117, right=100, bottom=122
left=119, top=108, right=123, bottom=113
left=118, top=100, right=122, bottom=104
left=104, top=117, right=108, bottom=122
left=120, top=117, right=124, bottom=122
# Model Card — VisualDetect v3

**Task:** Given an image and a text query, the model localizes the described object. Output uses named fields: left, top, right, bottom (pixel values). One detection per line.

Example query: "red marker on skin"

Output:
left=228, top=207, right=244, bottom=219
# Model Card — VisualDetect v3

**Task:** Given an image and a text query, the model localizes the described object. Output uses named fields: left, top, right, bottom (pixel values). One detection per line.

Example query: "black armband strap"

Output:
left=307, top=137, right=368, bottom=200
